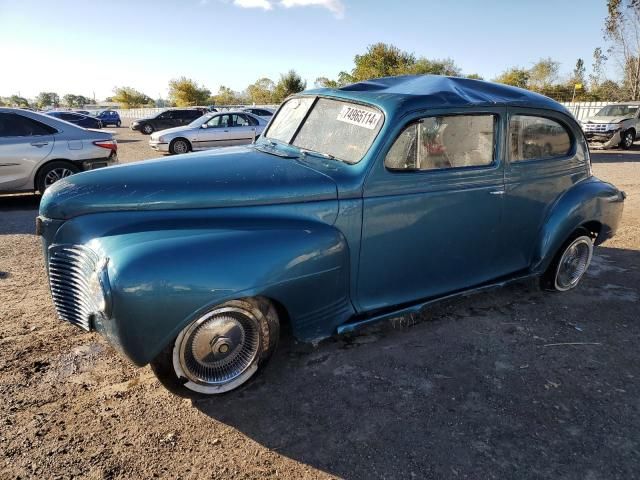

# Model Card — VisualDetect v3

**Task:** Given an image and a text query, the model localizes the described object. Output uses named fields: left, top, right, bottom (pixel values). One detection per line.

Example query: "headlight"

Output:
left=158, top=136, right=166, bottom=142
left=87, top=258, right=110, bottom=316
left=606, top=123, right=622, bottom=131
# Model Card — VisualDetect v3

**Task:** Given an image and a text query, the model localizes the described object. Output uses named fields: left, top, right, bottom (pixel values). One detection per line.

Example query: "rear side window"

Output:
left=509, top=115, right=572, bottom=162
left=0, top=113, right=56, bottom=137
left=385, top=114, right=496, bottom=171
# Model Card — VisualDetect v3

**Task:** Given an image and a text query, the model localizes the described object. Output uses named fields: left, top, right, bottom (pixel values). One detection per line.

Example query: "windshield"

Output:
left=188, top=113, right=215, bottom=127
left=264, top=97, right=384, bottom=164
left=596, top=105, right=639, bottom=117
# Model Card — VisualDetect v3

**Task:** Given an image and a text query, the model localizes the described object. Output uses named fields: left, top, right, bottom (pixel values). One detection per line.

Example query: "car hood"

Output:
left=583, top=115, right=632, bottom=124
left=39, top=146, right=338, bottom=220
left=150, top=125, right=195, bottom=139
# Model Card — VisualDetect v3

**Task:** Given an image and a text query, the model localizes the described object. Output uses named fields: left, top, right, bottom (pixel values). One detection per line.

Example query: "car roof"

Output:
left=303, top=74, right=570, bottom=115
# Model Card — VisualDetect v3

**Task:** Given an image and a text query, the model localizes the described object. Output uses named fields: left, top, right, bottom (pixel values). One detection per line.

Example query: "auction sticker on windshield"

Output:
left=337, top=105, right=382, bottom=130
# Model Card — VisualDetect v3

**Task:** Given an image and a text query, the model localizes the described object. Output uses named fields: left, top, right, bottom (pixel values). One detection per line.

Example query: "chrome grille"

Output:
left=583, top=123, right=608, bottom=133
left=48, top=244, right=99, bottom=331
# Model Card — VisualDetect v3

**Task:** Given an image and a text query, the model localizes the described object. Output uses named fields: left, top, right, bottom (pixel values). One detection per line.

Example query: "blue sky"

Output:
left=0, top=0, right=613, bottom=100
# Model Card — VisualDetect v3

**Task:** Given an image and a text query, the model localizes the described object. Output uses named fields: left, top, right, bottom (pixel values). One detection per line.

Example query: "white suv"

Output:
left=0, top=108, right=118, bottom=193
left=581, top=102, right=640, bottom=149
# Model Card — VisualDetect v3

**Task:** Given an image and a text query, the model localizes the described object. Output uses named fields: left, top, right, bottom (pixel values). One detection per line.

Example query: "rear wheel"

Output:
left=541, top=232, right=594, bottom=292
left=36, top=161, right=80, bottom=193
left=169, top=138, right=191, bottom=155
left=116, top=120, right=122, bottom=127
left=142, top=124, right=154, bottom=135
left=150, top=298, right=279, bottom=398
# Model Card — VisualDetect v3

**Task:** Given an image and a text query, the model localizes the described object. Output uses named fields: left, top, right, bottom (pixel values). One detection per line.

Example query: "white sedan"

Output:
left=149, top=111, right=268, bottom=155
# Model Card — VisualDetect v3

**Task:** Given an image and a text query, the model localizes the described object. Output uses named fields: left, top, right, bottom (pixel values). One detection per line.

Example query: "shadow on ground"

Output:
left=591, top=146, right=640, bottom=163
left=0, top=194, right=39, bottom=235
left=195, top=246, right=640, bottom=479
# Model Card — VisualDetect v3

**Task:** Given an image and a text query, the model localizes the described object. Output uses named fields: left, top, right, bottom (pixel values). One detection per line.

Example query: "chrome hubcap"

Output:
left=173, top=307, right=260, bottom=391
left=555, top=237, right=593, bottom=291
left=174, top=141, right=188, bottom=153
left=44, top=168, right=73, bottom=188
left=143, top=125, right=152, bottom=134
left=625, top=133, right=634, bottom=147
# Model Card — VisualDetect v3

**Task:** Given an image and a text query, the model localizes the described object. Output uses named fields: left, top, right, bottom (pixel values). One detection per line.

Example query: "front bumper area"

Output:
left=585, top=130, right=621, bottom=149
left=149, top=140, right=169, bottom=152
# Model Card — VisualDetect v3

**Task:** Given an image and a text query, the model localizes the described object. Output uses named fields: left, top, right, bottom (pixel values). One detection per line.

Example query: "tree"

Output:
left=493, top=67, right=530, bottom=88
left=168, top=77, right=211, bottom=106
left=35, top=92, right=60, bottom=109
left=112, top=87, right=154, bottom=108
left=246, top=77, right=275, bottom=104
left=350, top=43, right=417, bottom=81
left=528, top=57, right=560, bottom=91
left=590, top=47, right=608, bottom=89
left=315, top=77, right=340, bottom=88
left=8, top=95, right=30, bottom=107
left=210, top=86, right=244, bottom=105
left=572, top=58, right=587, bottom=86
left=604, top=0, right=640, bottom=99
left=411, top=57, right=461, bottom=76
left=62, top=94, right=93, bottom=108
left=274, top=70, right=307, bottom=102
left=465, top=73, right=484, bottom=80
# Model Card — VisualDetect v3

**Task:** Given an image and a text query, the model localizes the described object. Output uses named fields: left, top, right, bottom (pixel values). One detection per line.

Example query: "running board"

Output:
left=336, top=272, right=537, bottom=335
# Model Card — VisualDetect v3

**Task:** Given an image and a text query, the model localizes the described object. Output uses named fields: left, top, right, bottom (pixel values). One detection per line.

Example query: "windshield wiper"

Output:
left=298, top=148, right=336, bottom=161
left=251, top=142, right=298, bottom=158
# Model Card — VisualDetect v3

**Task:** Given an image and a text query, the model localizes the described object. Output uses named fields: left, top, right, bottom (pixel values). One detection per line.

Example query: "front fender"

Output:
left=52, top=209, right=351, bottom=366
left=532, top=177, right=624, bottom=273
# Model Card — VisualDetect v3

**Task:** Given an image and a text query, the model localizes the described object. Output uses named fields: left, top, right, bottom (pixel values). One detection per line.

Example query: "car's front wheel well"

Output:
left=580, top=221, right=602, bottom=243
left=169, top=137, right=192, bottom=154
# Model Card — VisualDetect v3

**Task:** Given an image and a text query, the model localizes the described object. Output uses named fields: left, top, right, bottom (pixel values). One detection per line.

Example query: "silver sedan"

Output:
left=149, top=111, right=268, bottom=154
left=0, top=108, right=118, bottom=193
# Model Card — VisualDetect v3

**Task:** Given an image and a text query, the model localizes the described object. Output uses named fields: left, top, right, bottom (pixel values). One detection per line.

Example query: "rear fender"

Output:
left=532, top=177, right=624, bottom=273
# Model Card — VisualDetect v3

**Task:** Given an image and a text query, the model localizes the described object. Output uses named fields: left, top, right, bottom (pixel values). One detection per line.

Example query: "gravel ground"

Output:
left=1, top=127, right=639, bottom=479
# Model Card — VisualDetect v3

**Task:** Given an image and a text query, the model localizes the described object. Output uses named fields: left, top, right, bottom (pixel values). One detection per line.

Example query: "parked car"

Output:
left=131, top=109, right=204, bottom=135
left=91, top=110, right=122, bottom=127
left=0, top=108, right=117, bottom=193
left=38, top=75, right=624, bottom=398
left=243, top=107, right=274, bottom=118
left=47, top=111, right=103, bottom=129
left=580, top=102, right=640, bottom=149
left=149, top=111, right=268, bottom=154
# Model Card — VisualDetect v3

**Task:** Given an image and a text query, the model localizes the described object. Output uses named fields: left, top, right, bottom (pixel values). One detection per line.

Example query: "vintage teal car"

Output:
left=39, top=75, right=625, bottom=397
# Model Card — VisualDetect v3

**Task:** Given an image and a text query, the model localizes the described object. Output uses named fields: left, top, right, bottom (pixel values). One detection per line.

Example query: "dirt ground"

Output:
left=1, top=124, right=639, bottom=479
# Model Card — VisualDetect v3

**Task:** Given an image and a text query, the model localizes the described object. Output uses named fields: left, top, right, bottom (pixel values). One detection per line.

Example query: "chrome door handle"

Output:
left=489, top=189, right=505, bottom=195
left=31, top=142, right=48, bottom=147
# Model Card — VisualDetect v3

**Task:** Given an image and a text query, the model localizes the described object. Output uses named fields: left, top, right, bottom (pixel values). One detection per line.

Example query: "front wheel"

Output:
left=150, top=298, right=279, bottom=398
left=169, top=138, right=191, bottom=155
left=541, top=234, right=594, bottom=292
left=142, top=124, right=154, bottom=135
left=620, top=130, right=635, bottom=149
left=116, top=120, right=122, bottom=127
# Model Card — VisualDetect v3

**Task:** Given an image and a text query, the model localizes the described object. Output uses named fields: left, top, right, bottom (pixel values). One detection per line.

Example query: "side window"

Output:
left=385, top=114, right=496, bottom=171
left=509, top=115, right=572, bottom=162
left=0, top=113, right=56, bottom=137
left=206, top=115, right=222, bottom=128
left=232, top=114, right=252, bottom=127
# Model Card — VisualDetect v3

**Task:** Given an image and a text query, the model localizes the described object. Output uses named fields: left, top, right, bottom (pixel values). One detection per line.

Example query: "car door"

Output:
left=154, top=111, right=173, bottom=130
left=195, top=114, right=236, bottom=148
left=0, top=112, right=55, bottom=191
left=357, top=109, right=507, bottom=312
left=227, top=114, right=258, bottom=145
left=501, top=109, right=585, bottom=272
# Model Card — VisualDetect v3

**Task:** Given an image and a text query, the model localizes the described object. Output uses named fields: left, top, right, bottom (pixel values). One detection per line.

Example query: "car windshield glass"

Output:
left=264, top=97, right=384, bottom=164
left=189, top=114, right=214, bottom=127
left=596, top=105, right=639, bottom=117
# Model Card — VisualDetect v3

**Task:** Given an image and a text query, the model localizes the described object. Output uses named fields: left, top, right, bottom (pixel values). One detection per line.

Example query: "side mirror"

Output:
left=201, top=124, right=208, bottom=129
